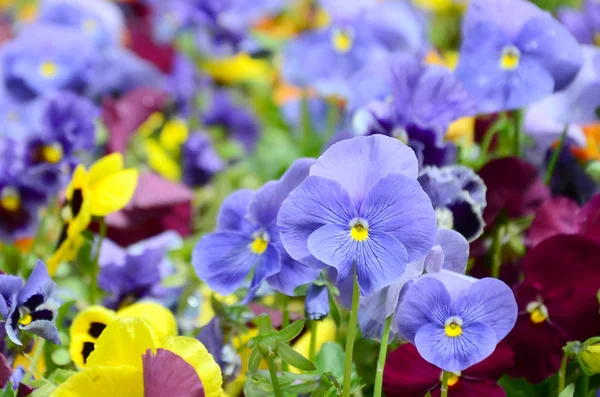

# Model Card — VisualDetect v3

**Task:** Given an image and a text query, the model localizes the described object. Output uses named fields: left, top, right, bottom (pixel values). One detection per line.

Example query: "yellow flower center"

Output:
left=447, top=372, right=460, bottom=387
left=332, top=28, right=353, bottom=53
left=40, top=61, right=58, bottom=78
left=350, top=220, right=369, bottom=242
left=527, top=301, right=548, bottom=324
left=19, top=313, right=32, bottom=326
left=594, top=32, right=600, bottom=46
left=444, top=317, right=463, bottom=338
left=1, top=187, right=20, bottom=212
left=42, top=143, right=63, bottom=164
left=500, top=45, right=520, bottom=70
left=250, top=232, right=269, bottom=255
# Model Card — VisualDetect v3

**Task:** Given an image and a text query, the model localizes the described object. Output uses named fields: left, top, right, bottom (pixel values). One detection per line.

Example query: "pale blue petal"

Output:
left=216, top=189, right=254, bottom=232
left=437, top=229, right=469, bottom=274
left=307, top=224, right=357, bottom=282
left=243, top=245, right=281, bottom=303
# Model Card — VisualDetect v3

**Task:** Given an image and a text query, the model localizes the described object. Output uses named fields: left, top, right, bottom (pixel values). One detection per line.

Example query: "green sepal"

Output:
left=277, top=342, right=316, bottom=372
left=275, top=319, right=305, bottom=341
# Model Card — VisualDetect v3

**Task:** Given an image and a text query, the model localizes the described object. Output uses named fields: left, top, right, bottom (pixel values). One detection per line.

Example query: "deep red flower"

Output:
left=103, top=88, right=171, bottom=154
left=528, top=195, right=600, bottom=247
left=478, top=157, right=550, bottom=226
left=104, top=172, right=193, bottom=246
left=383, top=342, right=514, bottom=397
left=506, top=235, right=600, bottom=382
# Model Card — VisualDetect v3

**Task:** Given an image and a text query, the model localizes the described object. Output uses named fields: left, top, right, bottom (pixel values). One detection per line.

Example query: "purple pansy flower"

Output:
left=418, top=166, right=487, bottom=242
left=278, top=135, right=437, bottom=296
left=0, top=261, right=61, bottom=346
left=305, top=283, right=330, bottom=321
left=182, top=132, right=224, bottom=188
left=558, top=0, right=600, bottom=45
left=351, top=57, right=475, bottom=167
left=455, top=0, right=583, bottom=114
left=397, top=273, right=517, bottom=372
left=193, top=159, right=322, bottom=301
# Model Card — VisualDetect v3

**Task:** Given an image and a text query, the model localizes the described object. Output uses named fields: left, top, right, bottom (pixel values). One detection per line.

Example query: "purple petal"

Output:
left=266, top=251, right=321, bottom=296
left=192, top=232, right=257, bottom=295
left=307, top=224, right=357, bottom=283
left=455, top=278, right=518, bottom=341
left=243, top=245, right=281, bottom=303
left=414, top=321, right=497, bottom=372
left=396, top=277, right=453, bottom=343
left=216, top=190, right=254, bottom=233
left=557, top=7, right=593, bottom=44
left=21, top=319, right=61, bottom=345
left=0, top=276, right=23, bottom=318
left=17, top=260, right=55, bottom=309
left=278, top=176, right=357, bottom=268
left=305, top=283, right=330, bottom=321
left=423, top=245, right=444, bottom=274
left=310, top=135, right=418, bottom=207
left=359, top=173, right=437, bottom=262
left=437, top=229, right=469, bottom=274
left=463, top=0, right=545, bottom=38
left=143, top=348, right=204, bottom=397
left=421, top=271, right=477, bottom=299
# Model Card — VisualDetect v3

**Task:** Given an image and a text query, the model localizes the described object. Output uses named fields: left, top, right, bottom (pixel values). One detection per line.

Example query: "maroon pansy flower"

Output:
left=507, top=235, right=600, bottom=382
left=478, top=157, right=550, bottom=227
left=383, top=342, right=514, bottom=397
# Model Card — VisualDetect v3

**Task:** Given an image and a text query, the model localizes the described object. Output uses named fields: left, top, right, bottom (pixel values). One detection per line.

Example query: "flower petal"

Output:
left=437, top=229, right=469, bottom=274
left=51, top=365, right=143, bottom=397
left=243, top=245, right=281, bottom=303
left=415, top=321, right=497, bottom=372
left=17, top=260, right=54, bottom=309
left=143, top=348, right=205, bottom=397
left=307, top=224, right=357, bottom=283
left=310, top=135, right=419, bottom=207
left=360, top=173, right=437, bottom=262
left=266, top=250, right=321, bottom=296
left=89, top=169, right=138, bottom=216
left=87, top=152, right=124, bottom=187
left=383, top=343, right=440, bottom=397
left=215, top=189, right=254, bottom=232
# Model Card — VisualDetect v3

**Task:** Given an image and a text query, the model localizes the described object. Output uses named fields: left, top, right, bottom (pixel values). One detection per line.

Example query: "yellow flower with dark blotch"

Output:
left=69, top=302, right=177, bottom=368
left=54, top=318, right=223, bottom=397
left=202, top=53, right=273, bottom=85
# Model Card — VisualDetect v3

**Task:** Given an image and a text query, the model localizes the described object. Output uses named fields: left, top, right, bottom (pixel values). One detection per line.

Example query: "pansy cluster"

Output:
left=0, top=0, right=599, bottom=396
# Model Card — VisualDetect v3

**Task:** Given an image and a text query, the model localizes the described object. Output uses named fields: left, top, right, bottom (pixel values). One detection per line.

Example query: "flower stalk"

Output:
left=373, top=315, right=393, bottom=397
left=440, top=371, right=450, bottom=397
left=342, top=269, right=360, bottom=397
left=90, top=218, right=107, bottom=305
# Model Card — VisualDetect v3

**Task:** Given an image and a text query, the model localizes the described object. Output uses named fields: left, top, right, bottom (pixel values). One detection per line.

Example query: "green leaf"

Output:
left=559, top=384, right=575, bottom=397
left=315, top=343, right=345, bottom=378
left=248, top=347, right=262, bottom=374
left=0, top=388, right=16, bottom=397
left=275, top=319, right=305, bottom=341
left=285, top=380, right=320, bottom=394
left=277, top=343, right=316, bottom=372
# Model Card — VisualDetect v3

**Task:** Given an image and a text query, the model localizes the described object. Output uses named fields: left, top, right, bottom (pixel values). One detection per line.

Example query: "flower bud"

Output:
left=578, top=337, right=600, bottom=375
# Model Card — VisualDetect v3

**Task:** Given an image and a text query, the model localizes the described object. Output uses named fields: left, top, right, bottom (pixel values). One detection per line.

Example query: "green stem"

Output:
left=478, top=114, right=507, bottom=165
left=440, top=371, right=450, bottom=397
left=490, top=225, right=503, bottom=279
left=545, top=125, right=568, bottom=185
left=266, top=356, right=283, bottom=397
left=577, top=374, right=589, bottom=397
left=373, top=315, right=392, bottom=397
left=309, top=320, right=317, bottom=361
left=23, top=337, right=45, bottom=383
left=558, top=352, right=568, bottom=394
left=89, top=218, right=107, bottom=305
left=342, top=269, right=360, bottom=397
left=281, top=294, right=290, bottom=371
left=513, top=109, right=523, bottom=157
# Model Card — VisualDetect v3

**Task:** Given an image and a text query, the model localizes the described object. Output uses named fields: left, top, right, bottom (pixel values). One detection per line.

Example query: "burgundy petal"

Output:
left=143, top=348, right=205, bottom=397
left=527, top=197, right=580, bottom=247
left=463, top=341, right=514, bottom=381
left=578, top=194, right=600, bottom=243
left=430, top=378, right=506, bottom=397
left=383, top=343, right=440, bottom=397
left=0, top=353, right=12, bottom=388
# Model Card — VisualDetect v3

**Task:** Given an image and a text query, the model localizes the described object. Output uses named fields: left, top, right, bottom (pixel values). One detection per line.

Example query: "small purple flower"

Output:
left=182, top=132, right=224, bottom=188
left=278, top=135, right=437, bottom=296
left=397, top=273, right=517, bottom=372
left=0, top=260, right=61, bottom=346
left=193, top=159, right=322, bottom=301
left=455, top=0, right=583, bottom=114
left=418, top=166, right=487, bottom=242
left=305, top=284, right=330, bottom=321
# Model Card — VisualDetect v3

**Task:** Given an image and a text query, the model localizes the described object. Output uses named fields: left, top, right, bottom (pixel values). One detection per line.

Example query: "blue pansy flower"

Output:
left=278, top=135, right=437, bottom=296
left=418, top=166, right=487, bottom=242
left=193, top=159, right=322, bottom=301
left=0, top=261, right=61, bottom=346
left=455, top=0, right=583, bottom=114
left=37, top=0, right=125, bottom=49
left=0, top=23, right=98, bottom=101
left=396, top=272, right=517, bottom=371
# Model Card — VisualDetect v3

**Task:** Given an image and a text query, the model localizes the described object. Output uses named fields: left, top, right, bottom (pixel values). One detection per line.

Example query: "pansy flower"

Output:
left=69, top=302, right=177, bottom=367
left=455, top=0, right=583, bottom=113
left=0, top=260, right=61, bottom=346
left=506, top=235, right=600, bottom=382
left=418, top=166, right=487, bottom=242
left=558, top=0, right=600, bottom=45
left=56, top=317, right=223, bottom=396
left=182, top=132, right=224, bottom=188
left=193, top=158, right=322, bottom=301
left=0, top=23, right=97, bottom=101
left=383, top=341, right=514, bottom=397
left=351, top=57, right=475, bottom=167
left=397, top=272, right=517, bottom=372
left=278, top=135, right=437, bottom=296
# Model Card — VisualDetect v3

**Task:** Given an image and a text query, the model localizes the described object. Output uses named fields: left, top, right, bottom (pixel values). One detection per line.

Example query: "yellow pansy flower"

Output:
left=54, top=317, right=223, bottom=397
left=202, top=53, right=274, bottom=85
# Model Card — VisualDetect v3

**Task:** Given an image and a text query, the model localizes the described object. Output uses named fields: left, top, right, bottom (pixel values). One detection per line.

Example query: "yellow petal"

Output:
left=162, top=336, right=224, bottom=397
left=160, top=118, right=188, bottom=151
left=89, top=169, right=138, bottom=216
left=201, top=53, right=273, bottom=84
left=87, top=153, right=124, bottom=187
left=144, top=140, right=181, bottom=181
left=70, top=306, right=117, bottom=340
left=50, top=365, right=143, bottom=397
left=85, top=317, right=160, bottom=370
left=66, top=165, right=88, bottom=201
left=117, top=302, right=177, bottom=341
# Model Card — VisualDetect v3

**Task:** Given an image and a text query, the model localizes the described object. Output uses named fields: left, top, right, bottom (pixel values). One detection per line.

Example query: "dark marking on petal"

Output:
left=82, top=341, right=95, bottom=364
left=88, top=322, right=106, bottom=339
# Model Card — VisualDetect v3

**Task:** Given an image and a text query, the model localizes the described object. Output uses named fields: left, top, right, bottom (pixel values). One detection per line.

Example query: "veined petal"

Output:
left=243, top=245, right=281, bottom=303
left=307, top=224, right=357, bottom=282
left=0, top=275, right=23, bottom=318
left=216, top=189, right=254, bottom=232
left=87, top=152, right=124, bottom=187
left=51, top=365, right=143, bottom=397
left=18, top=260, right=55, bottom=309
left=21, top=319, right=61, bottom=345
left=192, top=232, right=258, bottom=296
left=89, top=169, right=138, bottom=216
left=360, top=173, right=437, bottom=262
left=436, top=229, right=469, bottom=274
left=415, top=321, right=497, bottom=372
left=143, top=349, right=204, bottom=397
left=266, top=250, right=322, bottom=296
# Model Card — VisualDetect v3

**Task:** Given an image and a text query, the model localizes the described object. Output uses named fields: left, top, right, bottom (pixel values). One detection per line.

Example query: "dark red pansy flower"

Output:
left=383, top=342, right=514, bottom=397
left=528, top=195, right=600, bottom=247
left=104, top=172, right=193, bottom=246
left=478, top=157, right=550, bottom=227
left=506, top=235, right=600, bottom=382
